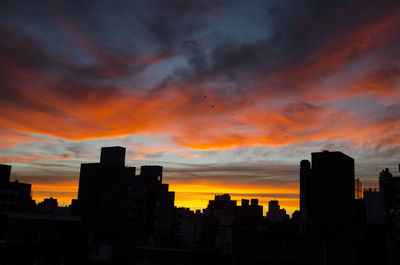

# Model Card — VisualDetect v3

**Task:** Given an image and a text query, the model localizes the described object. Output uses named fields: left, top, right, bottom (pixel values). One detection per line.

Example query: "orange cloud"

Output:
left=0, top=154, right=70, bottom=163
left=1, top=83, right=398, bottom=151
left=3, top=0, right=400, bottom=218
left=264, top=9, right=400, bottom=104
left=180, top=153, right=204, bottom=158
left=0, top=130, right=41, bottom=148
left=1, top=10, right=400, bottom=152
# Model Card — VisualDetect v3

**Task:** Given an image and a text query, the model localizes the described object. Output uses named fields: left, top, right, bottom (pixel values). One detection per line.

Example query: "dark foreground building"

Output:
left=77, top=146, right=175, bottom=260
left=234, top=151, right=359, bottom=265
left=379, top=167, right=400, bottom=226
left=0, top=164, right=35, bottom=213
left=300, top=150, right=355, bottom=233
left=0, top=213, right=83, bottom=265
left=301, top=151, right=356, bottom=265
left=2, top=150, right=400, bottom=265
left=0, top=165, right=84, bottom=265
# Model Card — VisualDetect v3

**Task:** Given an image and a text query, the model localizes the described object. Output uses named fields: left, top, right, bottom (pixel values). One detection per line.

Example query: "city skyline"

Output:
left=3, top=145, right=300, bottom=213
left=1, top=0, right=400, bottom=212
left=2, top=147, right=400, bottom=264
left=3, top=145, right=399, bottom=216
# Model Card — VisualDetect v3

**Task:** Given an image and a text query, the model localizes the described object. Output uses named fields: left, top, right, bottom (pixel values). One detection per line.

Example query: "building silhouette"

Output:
left=0, top=164, right=35, bottom=213
left=299, top=151, right=356, bottom=265
left=204, top=194, right=237, bottom=255
left=0, top=164, right=11, bottom=184
left=300, top=159, right=312, bottom=226
left=362, top=166, right=400, bottom=228
left=78, top=146, right=136, bottom=237
left=175, top=207, right=203, bottom=249
left=0, top=166, right=82, bottom=265
left=301, top=150, right=355, bottom=233
left=37, top=197, right=58, bottom=214
left=379, top=167, right=400, bottom=224
left=77, top=146, right=175, bottom=252
left=363, top=188, right=385, bottom=225
left=235, top=198, right=263, bottom=224
left=136, top=165, right=175, bottom=247
left=2, top=148, right=400, bottom=264
left=266, top=200, right=289, bottom=223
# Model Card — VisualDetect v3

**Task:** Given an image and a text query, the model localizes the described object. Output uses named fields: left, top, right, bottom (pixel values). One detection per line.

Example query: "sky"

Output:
left=1, top=0, right=400, bottom=213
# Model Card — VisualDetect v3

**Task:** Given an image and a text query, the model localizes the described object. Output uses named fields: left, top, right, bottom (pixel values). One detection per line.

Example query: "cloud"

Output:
left=0, top=0, right=399, bottom=151
left=0, top=127, right=43, bottom=147
left=2, top=0, right=400, bottom=213
left=0, top=154, right=70, bottom=163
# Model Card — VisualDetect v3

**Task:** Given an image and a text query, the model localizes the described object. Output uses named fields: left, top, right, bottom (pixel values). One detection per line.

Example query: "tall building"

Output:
left=204, top=194, right=237, bottom=254
left=235, top=198, right=263, bottom=223
left=379, top=168, right=400, bottom=213
left=302, top=150, right=355, bottom=233
left=77, top=146, right=175, bottom=247
left=78, top=146, right=135, bottom=237
left=266, top=200, right=289, bottom=223
left=378, top=167, right=400, bottom=227
left=37, top=197, right=58, bottom=214
left=0, top=164, right=35, bottom=213
left=205, top=194, right=237, bottom=215
left=0, top=164, right=12, bottom=184
left=137, top=165, right=175, bottom=247
left=174, top=207, right=203, bottom=249
left=363, top=188, right=384, bottom=224
left=299, top=159, right=311, bottom=224
left=299, top=151, right=356, bottom=265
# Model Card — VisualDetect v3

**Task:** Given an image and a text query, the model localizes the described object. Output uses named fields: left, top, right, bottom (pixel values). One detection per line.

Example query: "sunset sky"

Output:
left=1, top=0, right=400, bottom=213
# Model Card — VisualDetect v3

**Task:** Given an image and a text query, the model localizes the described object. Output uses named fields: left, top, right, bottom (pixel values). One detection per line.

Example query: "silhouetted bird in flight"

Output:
left=183, top=40, right=199, bottom=47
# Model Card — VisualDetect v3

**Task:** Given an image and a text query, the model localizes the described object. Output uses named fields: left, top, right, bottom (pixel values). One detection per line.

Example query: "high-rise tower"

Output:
left=309, top=150, right=355, bottom=233
left=77, top=146, right=175, bottom=247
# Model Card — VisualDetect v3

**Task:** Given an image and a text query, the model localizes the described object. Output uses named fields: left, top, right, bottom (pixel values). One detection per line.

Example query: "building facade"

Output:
left=77, top=146, right=175, bottom=248
left=0, top=164, right=35, bottom=213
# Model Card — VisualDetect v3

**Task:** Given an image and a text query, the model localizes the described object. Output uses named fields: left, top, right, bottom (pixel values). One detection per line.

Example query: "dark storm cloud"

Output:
left=0, top=0, right=236, bottom=114
left=0, top=0, right=231, bottom=80
left=2, top=0, right=398, bottom=101
left=170, top=0, right=400, bottom=98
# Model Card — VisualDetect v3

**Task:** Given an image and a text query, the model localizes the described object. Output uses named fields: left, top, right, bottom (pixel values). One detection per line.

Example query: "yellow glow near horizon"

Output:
left=170, top=182, right=299, bottom=214
left=31, top=183, right=78, bottom=206
left=30, top=182, right=299, bottom=214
